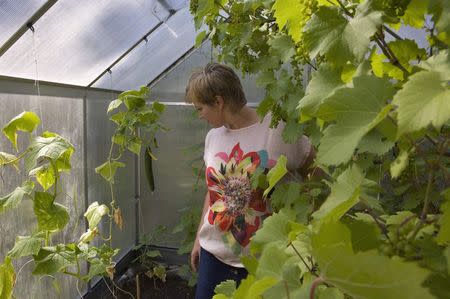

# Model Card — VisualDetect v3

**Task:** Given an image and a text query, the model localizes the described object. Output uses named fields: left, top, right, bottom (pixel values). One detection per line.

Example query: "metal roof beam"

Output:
left=86, top=10, right=177, bottom=88
left=0, top=0, right=58, bottom=58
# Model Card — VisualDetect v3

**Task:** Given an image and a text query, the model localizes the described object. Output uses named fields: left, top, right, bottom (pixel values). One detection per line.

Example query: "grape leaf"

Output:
left=392, top=70, right=450, bottom=136
left=316, top=75, right=395, bottom=165
left=2, top=111, right=40, bottom=151
left=268, top=34, right=296, bottom=63
left=312, top=165, right=364, bottom=222
left=390, top=150, right=409, bottom=179
left=357, top=129, right=394, bottom=155
left=419, top=49, right=450, bottom=79
left=263, top=155, right=287, bottom=198
left=303, top=3, right=382, bottom=65
left=298, top=65, right=343, bottom=118
left=437, top=197, right=450, bottom=245
left=312, top=221, right=434, bottom=299
left=429, top=0, right=450, bottom=45
left=272, top=0, right=305, bottom=42
left=403, top=0, right=429, bottom=28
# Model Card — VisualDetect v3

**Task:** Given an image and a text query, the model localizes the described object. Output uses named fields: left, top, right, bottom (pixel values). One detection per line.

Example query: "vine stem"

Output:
left=364, top=206, right=394, bottom=247
left=383, top=25, right=403, bottom=41
left=284, top=280, right=291, bottom=299
left=310, top=276, right=324, bottom=299
left=420, top=168, right=435, bottom=220
left=374, top=34, right=410, bottom=77
left=289, top=242, right=317, bottom=276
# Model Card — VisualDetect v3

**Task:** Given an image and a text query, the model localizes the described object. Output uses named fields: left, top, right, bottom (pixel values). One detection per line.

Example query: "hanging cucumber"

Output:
left=144, top=145, right=156, bottom=191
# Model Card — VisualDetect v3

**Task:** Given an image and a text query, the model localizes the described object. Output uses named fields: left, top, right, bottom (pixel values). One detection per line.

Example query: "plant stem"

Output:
left=365, top=207, right=394, bottom=247
left=284, top=280, right=291, bottom=299
left=383, top=25, right=403, bottom=40
left=421, top=171, right=435, bottom=220
left=310, top=276, right=324, bottom=299
left=336, top=0, right=353, bottom=16
left=289, top=242, right=316, bottom=276
left=374, top=34, right=410, bottom=77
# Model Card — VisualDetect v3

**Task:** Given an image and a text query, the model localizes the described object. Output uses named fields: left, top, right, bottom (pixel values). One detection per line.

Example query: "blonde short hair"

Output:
left=185, top=63, right=246, bottom=112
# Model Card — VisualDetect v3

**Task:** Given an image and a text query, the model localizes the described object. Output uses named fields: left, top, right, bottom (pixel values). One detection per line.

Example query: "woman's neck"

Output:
left=224, top=106, right=259, bottom=130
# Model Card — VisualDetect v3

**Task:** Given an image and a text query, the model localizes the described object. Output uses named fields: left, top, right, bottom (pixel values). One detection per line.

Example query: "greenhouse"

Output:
left=0, top=0, right=448, bottom=299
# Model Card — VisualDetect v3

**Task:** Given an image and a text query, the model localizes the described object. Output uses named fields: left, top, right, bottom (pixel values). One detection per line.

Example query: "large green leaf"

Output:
left=218, top=275, right=278, bottom=299
left=419, top=50, right=450, bottom=79
left=33, top=192, right=69, bottom=232
left=303, top=3, right=382, bottom=65
left=298, top=65, right=343, bottom=118
left=392, top=70, right=450, bottom=137
left=8, top=235, right=44, bottom=258
left=2, top=111, right=40, bottom=151
left=24, top=135, right=74, bottom=172
left=263, top=155, right=287, bottom=198
left=214, top=280, right=236, bottom=297
left=268, top=34, right=295, bottom=64
left=312, top=221, right=434, bottom=299
left=312, top=165, right=364, bottom=222
left=0, top=256, right=15, bottom=299
left=95, top=161, right=125, bottom=182
left=403, top=0, right=429, bottom=28
left=437, top=194, right=450, bottom=245
left=272, top=0, right=305, bottom=43
left=84, top=201, right=110, bottom=230
left=0, top=181, right=34, bottom=213
left=32, top=245, right=76, bottom=275
left=429, top=0, right=450, bottom=45
left=316, top=75, right=394, bottom=165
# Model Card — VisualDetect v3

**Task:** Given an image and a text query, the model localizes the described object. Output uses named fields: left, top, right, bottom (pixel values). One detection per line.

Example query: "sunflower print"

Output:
left=206, top=143, right=276, bottom=248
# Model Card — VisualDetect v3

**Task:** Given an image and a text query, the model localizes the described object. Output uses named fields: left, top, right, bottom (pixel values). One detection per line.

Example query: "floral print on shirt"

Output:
left=206, top=143, right=276, bottom=249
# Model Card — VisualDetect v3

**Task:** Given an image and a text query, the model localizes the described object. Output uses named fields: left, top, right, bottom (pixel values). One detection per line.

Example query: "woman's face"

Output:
left=193, top=100, right=224, bottom=128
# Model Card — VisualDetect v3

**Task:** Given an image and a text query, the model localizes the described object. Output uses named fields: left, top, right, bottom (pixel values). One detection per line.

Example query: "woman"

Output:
left=185, top=63, right=314, bottom=299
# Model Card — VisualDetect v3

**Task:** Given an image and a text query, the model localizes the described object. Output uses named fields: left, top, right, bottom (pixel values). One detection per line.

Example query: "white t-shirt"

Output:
left=198, top=114, right=312, bottom=267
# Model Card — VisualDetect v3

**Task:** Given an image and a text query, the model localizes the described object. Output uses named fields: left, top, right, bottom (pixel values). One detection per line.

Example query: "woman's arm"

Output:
left=191, top=192, right=210, bottom=272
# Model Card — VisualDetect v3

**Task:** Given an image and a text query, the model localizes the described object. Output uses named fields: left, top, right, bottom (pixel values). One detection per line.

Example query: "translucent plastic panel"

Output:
left=0, top=0, right=46, bottom=47
left=93, top=7, right=196, bottom=91
left=0, top=0, right=170, bottom=86
left=150, top=41, right=266, bottom=103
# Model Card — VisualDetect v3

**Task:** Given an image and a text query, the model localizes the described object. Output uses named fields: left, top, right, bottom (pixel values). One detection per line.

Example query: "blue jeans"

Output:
left=195, top=247, right=248, bottom=299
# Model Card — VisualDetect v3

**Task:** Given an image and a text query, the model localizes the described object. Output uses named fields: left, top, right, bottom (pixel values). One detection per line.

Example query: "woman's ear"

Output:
left=215, top=96, right=225, bottom=109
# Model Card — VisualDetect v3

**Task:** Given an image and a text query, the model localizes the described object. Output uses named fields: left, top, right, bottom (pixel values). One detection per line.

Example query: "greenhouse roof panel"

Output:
left=0, top=0, right=172, bottom=86
left=0, top=0, right=46, bottom=47
left=92, top=7, right=196, bottom=91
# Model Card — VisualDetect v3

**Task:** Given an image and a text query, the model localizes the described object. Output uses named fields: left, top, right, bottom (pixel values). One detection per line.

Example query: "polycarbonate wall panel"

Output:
left=0, top=91, right=86, bottom=299
left=139, top=105, right=208, bottom=247
left=86, top=97, right=137, bottom=261
left=93, top=7, right=196, bottom=91
left=150, top=41, right=267, bottom=103
left=0, top=0, right=169, bottom=86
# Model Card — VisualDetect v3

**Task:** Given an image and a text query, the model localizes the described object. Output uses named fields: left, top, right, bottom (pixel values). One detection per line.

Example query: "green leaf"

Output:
left=403, top=0, right=429, bottom=28
left=153, top=265, right=166, bottom=282
left=34, top=192, right=69, bottom=232
left=317, top=75, right=395, bottom=165
left=107, top=99, right=122, bottom=114
left=2, top=111, right=40, bottom=151
left=255, top=243, right=290, bottom=280
left=29, top=164, right=56, bottom=191
left=268, top=34, right=296, bottom=63
left=0, top=181, right=34, bottom=213
left=419, top=50, right=450, bottom=80
left=214, top=280, right=236, bottom=297
left=357, top=129, right=394, bottom=155
left=282, top=118, right=303, bottom=144
left=146, top=250, right=161, bottom=258
left=299, top=66, right=344, bottom=119
left=371, top=39, right=427, bottom=80
left=342, top=213, right=381, bottom=252
left=118, top=87, right=148, bottom=110
left=84, top=258, right=108, bottom=281
left=437, top=196, right=450, bottom=245
left=263, top=155, right=287, bottom=198
left=127, top=137, right=142, bottom=155
left=272, top=0, right=305, bottom=42
left=312, top=165, right=364, bottom=222
left=303, top=3, right=382, bottom=65
left=33, top=245, right=75, bottom=275
left=152, top=101, right=165, bottom=113
left=84, top=201, right=110, bottom=229
left=392, top=70, right=450, bottom=137
left=95, top=161, right=125, bottom=182
left=24, top=135, right=74, bottom=172
left=8, top=235, right=44, bottom=258
left=317, top=287, right=345, bottom=299
left=0, top=256, right=15, bottom=299
left=312, top=221, right=434, bottom=299
left=231, top=275, right=278, bottom=299
left=390, top=150, right=409, bottom=179
left=445, top=247, right=450, bottom=275
left=0, top=152, right=18, bottom=169
left=195, top=31, right=207, bottom=47
left=298, top=65, right=343, bottom=118
left=429, top=0, right=450, bottom=45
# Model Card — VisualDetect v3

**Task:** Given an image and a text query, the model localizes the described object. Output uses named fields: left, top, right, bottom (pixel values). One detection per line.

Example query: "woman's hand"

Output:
left=191, top=237, right=201, bottom=272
